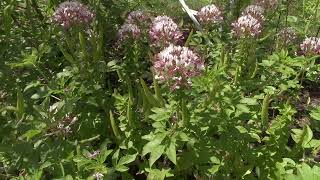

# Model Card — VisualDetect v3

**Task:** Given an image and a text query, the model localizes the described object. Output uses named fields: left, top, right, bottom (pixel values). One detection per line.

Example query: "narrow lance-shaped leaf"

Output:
left=57, top=41, right=76, bottom=64
left=79, top=31, right=89, bottom=61
left=16, top=88, right=25, bottom=120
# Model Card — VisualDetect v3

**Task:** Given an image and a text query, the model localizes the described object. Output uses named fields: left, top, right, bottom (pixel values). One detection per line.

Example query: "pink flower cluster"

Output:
left=149, top=16, right=183, bottom=48
left=300, top=37, right=320, bottom=55
left=117, top=23, right=141, bottom=42
left=53, top=1, right=94, bottom=29
left=254, top=0, right=278, bottom=10
left=231, top=14, right=262, bottom=38
left=117, top=10, right=149, bottom=42
left=278, top=27, right=297, bottom=46
left=242, top=5, right=265, bottom=21
left=197, top=4, right=223, bottom=24
left=153, top=45, right=204, bottom=90
left=126, top=10, right=149, bottom=25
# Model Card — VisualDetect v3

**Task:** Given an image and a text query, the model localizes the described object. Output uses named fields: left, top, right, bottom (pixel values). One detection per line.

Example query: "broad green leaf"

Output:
left=115, top=164, right=129, bottom=172
left=302, top=125, right=313, bottom=148
left=97, top=149, right=113, bottom=164
left=142, top=133, right=167, bottom=156
left=166, top=141, right=176, bottom=165
left=112, top=149, right=120, bottom=166
left=21, top=129, right=41, bottom=141
left=117, top=153, right=137, bottom=165
left=149, top=145, right=166, bottom=167
left=310, top=108, right=320, bottom=121
left=146, top=168, right=171, bottom=180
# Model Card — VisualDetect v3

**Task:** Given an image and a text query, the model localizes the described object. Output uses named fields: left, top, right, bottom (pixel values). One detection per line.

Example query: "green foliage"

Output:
left=1, top=0, right=320, bottom=179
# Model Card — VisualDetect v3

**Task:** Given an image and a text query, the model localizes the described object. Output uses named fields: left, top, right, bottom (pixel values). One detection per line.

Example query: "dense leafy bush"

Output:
left=1, top=0, right=320, bottom=179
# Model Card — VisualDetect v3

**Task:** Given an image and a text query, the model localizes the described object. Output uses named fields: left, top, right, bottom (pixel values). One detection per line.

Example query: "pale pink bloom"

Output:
left=87, top=150, right=101, bottom=158
left=231, top=14, right=262, bottom=38
left=254, top=0, right=278, bottom=10
left=126, top=10, right=149, bottom=24
left=197, top=4, right=223, bottom=24
left=278, top=27, right=297, bottom=46
left=300, top=37, right=320, bottom=55
left=149, top=16, right=183, bottom=48
left=53, top=1, right=95, bottom=29
left=242, top=5, right=265, bottom=21
left=117, top=23, right=141, bottom=41
left=153, top=45, right=204, bottom=90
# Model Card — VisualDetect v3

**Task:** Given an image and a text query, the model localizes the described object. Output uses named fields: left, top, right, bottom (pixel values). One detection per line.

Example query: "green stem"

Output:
left=79, top=135, right=100, bottom=144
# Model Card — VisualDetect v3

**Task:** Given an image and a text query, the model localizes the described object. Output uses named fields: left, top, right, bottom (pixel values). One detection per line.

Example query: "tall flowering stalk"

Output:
left=153, top=45, right=204, bottom=90
left=232, top=14, right=263, bottom=80
left=149, top=16, right=183, bottom=48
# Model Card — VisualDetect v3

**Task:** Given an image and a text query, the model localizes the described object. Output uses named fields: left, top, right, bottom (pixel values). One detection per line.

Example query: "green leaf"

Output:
left=21, top=129, right=41, bottom=141
left=149, top=107, right=171, bottom=122
left=208, top=165, right=220, bottom=175
left=117, top=153, right=137, bottom=165
left=140, top=78, right=160, bottom=107
left=302, top=125, right=313, bottom=148
left=142, top=133, right=167, bottom=156
left=97, top=149, right=113, bottom=164
left=17, top=88, right=25, bottom=119
left=112, top=149, right=120, bottom=166
left=146, top=168, right=171, bottom=180
left=115, top=164, right=129, bottom=172
left=240, top=98, right=258, bottom=105
left=310, top=108, right=320, bottom=121
left=149, top=145, right=166, bottom=167
left=166, top=141, right=176, bottom=165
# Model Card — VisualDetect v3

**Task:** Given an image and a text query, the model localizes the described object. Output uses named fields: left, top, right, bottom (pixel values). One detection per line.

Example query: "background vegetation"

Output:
left=0, top=0, right=320, bottom=179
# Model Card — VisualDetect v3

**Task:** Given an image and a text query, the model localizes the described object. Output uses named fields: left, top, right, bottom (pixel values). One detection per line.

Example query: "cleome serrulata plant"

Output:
left=1, top=0, right=320, bottom=179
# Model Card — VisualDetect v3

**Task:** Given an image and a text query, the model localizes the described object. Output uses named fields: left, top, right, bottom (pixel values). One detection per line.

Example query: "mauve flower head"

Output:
left=153, top=45, right=204, bottom=90
left=149, top=16, right=183, bottom=48
left=53, top=1, right=95, bottom=29
left=126, top=10, right=149, bottom=25
left=93, top=172, right=104, bottom=180
left=118, top=23, right=141, bottom=42
left=300, top=37, right=320, bottom=56
left=197, top=4, right=223, bottom=24
left=231, top=14, right=262, bottom=38
left=278, top=27, right=297, bottom=46
left=242, top=5, right=265, bottom=21
left=254, top=0, right=278, bottom=10
left=87, top=150, right=101, bottom=158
